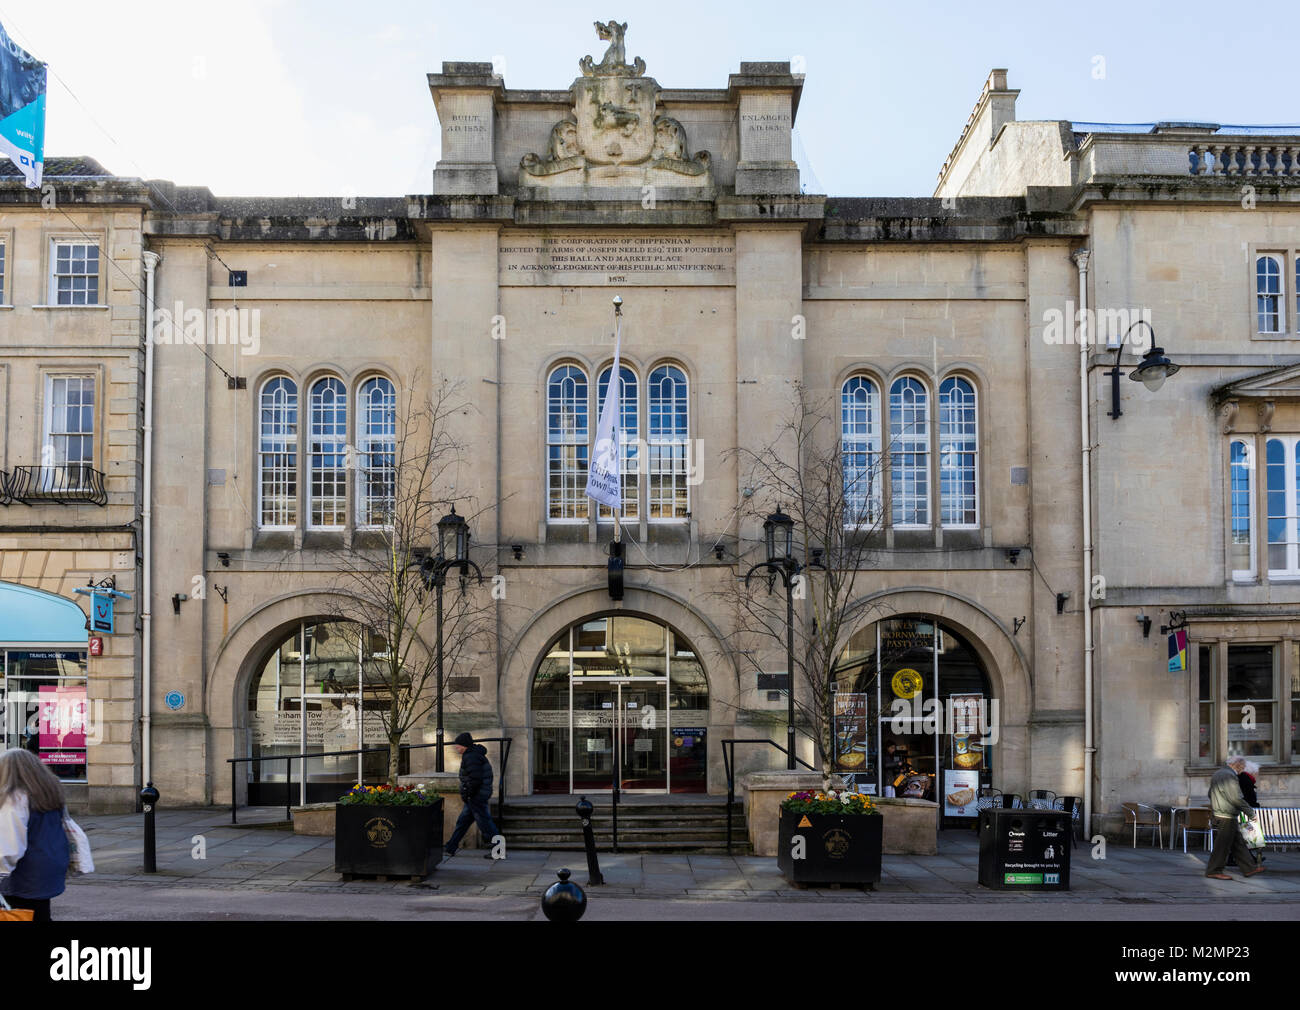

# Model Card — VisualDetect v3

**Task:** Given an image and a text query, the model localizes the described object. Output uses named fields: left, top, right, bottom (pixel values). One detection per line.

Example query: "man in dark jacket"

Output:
left=443, top=733, right=503, bottom=859
left=1205, top=762, right=1261, bottom=879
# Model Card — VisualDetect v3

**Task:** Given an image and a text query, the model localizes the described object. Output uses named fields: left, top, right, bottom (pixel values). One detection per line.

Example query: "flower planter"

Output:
left=334, top=798, right=444, bottom=881
left=777, top=808, right=883, bottom=887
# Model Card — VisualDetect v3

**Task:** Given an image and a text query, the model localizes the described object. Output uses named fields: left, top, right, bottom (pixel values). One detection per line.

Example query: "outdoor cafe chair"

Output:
left=1121, top=802, right=1163, bottom=848
left=1181, top=807, right=1213, bottom=853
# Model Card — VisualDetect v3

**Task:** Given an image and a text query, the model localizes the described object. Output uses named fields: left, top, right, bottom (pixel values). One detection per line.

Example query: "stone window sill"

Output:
left=32, top=304, right=109, bottom=310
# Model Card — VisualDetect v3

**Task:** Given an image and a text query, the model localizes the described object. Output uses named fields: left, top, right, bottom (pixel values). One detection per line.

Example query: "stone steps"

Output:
left=500, top=799, right=748, bottom=853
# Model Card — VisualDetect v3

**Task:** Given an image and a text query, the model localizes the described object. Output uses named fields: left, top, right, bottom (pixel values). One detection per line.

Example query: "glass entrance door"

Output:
left=571, top=677, right=668, bottom=793
left=572, top=679, right=617, bottom=791
left=619, top=680, right=667, bottom=791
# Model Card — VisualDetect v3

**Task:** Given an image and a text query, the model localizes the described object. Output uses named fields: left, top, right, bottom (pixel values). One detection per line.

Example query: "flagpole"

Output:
left=612, top=296, right=622, bottom=545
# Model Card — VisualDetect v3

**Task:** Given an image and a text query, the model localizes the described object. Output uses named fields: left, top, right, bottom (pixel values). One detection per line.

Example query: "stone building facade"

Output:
left=2, top=26, right=1298, bottom=834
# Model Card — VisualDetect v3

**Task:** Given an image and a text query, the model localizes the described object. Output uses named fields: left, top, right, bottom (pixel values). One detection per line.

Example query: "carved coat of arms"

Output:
left=520, top=22, right=712, bottom=191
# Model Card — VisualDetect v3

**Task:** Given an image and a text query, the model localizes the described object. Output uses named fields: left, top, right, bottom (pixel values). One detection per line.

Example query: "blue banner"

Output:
left=0, top=21, right=46, bottom=188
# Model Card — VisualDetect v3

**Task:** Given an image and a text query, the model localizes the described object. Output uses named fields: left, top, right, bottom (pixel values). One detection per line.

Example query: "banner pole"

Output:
left=613, top=298, right=622, bottom=544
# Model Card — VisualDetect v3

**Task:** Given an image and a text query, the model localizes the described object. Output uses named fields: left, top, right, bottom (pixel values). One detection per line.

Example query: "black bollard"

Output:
left=541, top=868, right=587, bottom=922
left=575, top=796, right=604, bottom=886
left=141, top=782, right=159, bottom=874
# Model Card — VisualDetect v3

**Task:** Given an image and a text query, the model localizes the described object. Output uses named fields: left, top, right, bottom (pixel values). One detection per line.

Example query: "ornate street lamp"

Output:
left=1107, top=320, right=1180, bottom=419
left=745, top=506, right=825, bottom=770
left=418, top=505, right=482, bottom=771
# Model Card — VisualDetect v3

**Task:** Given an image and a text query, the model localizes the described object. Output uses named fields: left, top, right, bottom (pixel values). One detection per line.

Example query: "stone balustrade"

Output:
left=1189, top=141, right=1300, bottom=176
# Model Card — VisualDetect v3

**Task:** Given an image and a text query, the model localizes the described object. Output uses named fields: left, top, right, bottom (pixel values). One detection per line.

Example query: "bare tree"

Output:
left=719, top=383, right=889, bottom=786
left=320, top=377, right=494, bottom=786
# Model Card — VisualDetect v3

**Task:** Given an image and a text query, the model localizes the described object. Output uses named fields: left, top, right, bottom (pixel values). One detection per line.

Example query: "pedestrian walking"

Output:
left=1205, top=759, right=1262, bottom=880
left=0, top=748, right=72, bottom=921
left=1234, top=757, right=1259, bottom=806
left=443, top=733, right=503, bottom=860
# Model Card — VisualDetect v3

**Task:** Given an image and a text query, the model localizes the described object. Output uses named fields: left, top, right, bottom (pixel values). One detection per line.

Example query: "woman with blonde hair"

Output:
left=0, top=747, right=71, bottom=921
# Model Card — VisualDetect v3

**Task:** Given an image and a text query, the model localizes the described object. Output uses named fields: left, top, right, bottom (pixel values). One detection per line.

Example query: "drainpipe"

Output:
left=1072, top=248, right=1095, bottom=838
left=142, top=250, right=159, bottom=789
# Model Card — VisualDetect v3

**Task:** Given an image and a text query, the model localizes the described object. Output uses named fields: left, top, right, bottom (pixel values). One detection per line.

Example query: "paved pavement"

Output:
left=54, top=806, right=1300, bottom=920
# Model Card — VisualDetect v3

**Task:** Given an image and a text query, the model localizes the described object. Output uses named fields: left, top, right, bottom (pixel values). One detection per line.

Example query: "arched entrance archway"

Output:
left=243, top=617, right=417, bottom=806
left=834, top=615, right=997, bottom=820
left=530, top=612, right=709, bottom=794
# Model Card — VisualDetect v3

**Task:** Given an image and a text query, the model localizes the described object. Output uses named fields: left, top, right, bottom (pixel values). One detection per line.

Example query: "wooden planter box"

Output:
left=776, top=809, right=883, bottom=887
left=334, top=799, right=444, bottom=881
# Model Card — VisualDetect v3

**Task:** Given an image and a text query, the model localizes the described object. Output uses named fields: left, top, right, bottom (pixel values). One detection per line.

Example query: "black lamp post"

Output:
left=744, top=507, right=825, bottom=770
left=417, top=506, right=483, bottom=772
left=1107, top=320, right=1180, bottom=420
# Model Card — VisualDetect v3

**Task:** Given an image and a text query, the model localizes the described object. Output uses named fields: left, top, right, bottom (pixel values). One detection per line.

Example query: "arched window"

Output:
left=308, top=377, right=347, bottom=529
left=889, top=376, right=929, bottom=527
left=596, top=365, right=638, bottom=519
left=1257, top=255, right=1283, bottom=333
left=1229, top=439, right=1254, bottom=579
left=245, top=619, right=409, bottom=805
left=841, top=375, right=880, bottom=526
left=548, top=365, right=589, bottom=521
left=939, top=376, right=978, bottom=527
left=357, top=376, right=396, bottom=528
left=647, top=364, right=689, bottom=520
left=258, top=376, right=298, bottom=529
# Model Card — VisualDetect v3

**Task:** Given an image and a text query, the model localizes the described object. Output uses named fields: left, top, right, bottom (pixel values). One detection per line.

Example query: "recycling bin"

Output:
left=978, top=807, right=1071, bottom=890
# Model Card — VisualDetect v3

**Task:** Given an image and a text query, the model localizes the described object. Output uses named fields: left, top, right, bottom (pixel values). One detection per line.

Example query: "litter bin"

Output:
left=978, top=807, right=1071, bottom=890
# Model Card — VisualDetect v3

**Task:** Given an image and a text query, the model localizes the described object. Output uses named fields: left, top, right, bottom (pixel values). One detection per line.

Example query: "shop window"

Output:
left=1, top=650, right=89, bottom=783
left=1196, top=645, right=1215, bottom=761
left=832, top=617, right=994, bottom=814
left=647, top=365, right=689, bottom=521
left=547, top=365, right=588, bottom=521
left=356, top=376, right=396, bottom=528
left=595, top=365, right=638, bottom=519
left=1226, top=644, right=1276, bottom=761
left=308, top=377, right=347, bottom=529
left=258, top=376, right=298, bottom=529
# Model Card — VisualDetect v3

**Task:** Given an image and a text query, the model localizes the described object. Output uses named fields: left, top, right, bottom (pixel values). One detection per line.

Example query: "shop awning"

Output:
left=0, top=582, right=89, bottom=644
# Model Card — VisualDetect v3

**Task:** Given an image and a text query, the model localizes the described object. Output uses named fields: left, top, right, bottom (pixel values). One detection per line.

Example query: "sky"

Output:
left=3, top=0, right=1298, bottom=198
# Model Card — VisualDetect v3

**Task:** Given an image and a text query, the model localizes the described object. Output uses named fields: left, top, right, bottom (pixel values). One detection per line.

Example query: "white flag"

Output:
left=586, top=315, right=622, bottom=512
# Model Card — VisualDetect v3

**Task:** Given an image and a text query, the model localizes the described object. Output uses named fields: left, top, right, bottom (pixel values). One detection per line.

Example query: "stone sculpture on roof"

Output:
left=520, top=21, right=712, bottom=191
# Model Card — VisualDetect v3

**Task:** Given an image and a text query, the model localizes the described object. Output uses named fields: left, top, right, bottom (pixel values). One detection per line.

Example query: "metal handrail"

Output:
left=7, top=464, right=108, bottom=506
left=721, top=738, right=816, bottom=853
left=226, top=736, right=513, bottom=825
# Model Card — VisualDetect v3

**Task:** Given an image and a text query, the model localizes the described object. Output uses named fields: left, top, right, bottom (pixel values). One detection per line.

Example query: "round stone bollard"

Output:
left=541, top=868, right=587, bottom=922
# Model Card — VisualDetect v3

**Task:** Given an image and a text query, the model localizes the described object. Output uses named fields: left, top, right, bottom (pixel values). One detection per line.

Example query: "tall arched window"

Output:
left=357, top=376, right=396, bottom=528
left=1230, top=439, right=1254, bottom=579
left=939, top=376, right=978, bottom=527
left=841, top=375, right=880, bottom=526
left=889, top=376, right=929, bottom=527
left=308, top=376, right=347, bottom=529
left=258, top=376, right=298, bottom=529
left=1257, top=255, right=1283, bottom=333
left=648, top=364, right=689, bottom=520
left=596, top=365, right=638, bottom=519
left=548, top=365, right=589, bottom=521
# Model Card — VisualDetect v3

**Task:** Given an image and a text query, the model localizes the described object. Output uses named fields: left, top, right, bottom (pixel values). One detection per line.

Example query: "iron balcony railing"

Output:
left=7, top=464, right=108, bottom=506
left=0, top=469, right=11, bottom=506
